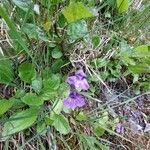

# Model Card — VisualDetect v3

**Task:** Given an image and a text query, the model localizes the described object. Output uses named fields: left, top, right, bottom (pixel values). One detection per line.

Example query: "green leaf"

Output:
left=0, top=6, right=34, bottom=60
left=62, top=2, right=93, bottom=23
left=51, top=59, right=64, bottom=73
left=76, top=112, right=87, bottom=122
left=79, top=134, right=109, bottom=150
left=57, top=83, right=70, bottom=98
left=94, top=124, right=105, bottom=136
left=40, top=74, right=60, bottom=101
left=51, top=100, right=63, bottom=116
left=129, top=64, right=150, bottom=74
left=36, top=122, right=47, bottom=135
left=92, top=35, right=100, bottom=48
left=15, top=89, right=26, bottom=98
left=21, top=93, right=43, bottom=106
left=132, top=45, right=150, bottom=58
left=32, top=77, right=42, bottom=94
left=2, top=108, right=38, bottom=138
left=40, top=90, right=58, bottom=101
left=116, top=0, right=129, bottom=13
left=43, top=74, right=60, bottom=91
left=12, top=0, right=33, bottom=11
left=0, top=59, right=14, bottom=84
left=52, top=114, right=71, bottom=135
left=22, top=23, right=48, bottom=41
left=67, top=20, right=88, bottom=42
left=0, top=99, right=15, bottom=116
left=18, top=63, right=36, bottom=83
left=51, top=47, right=63, bottom=59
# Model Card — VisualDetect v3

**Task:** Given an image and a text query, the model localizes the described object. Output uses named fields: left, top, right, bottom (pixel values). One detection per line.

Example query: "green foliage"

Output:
left=21, top=93, right=43, bottom=106
left=2, top=108, right=38, bottom=138
left=116, top=0, right=129, bottom=13
left=22, top=23, right=48, bottom=41
left=36, top=122, right=47, bottom=135
left=62, top=2, right=93, bottom=23
left=40, top=74, right=61, bottom=101
left=0, top=0, right=150, bottom=149
left=43, top=74, right=60, bottom=90
left=18, top=63, right=36, bottom=83
left=32, top=77, right=42, bottom=94
left=12, top=0, right=33, bottom=11
left=67, top=20, right=88, bottom=42
left=92, top=35, right=101, bottom=48
left=52, top=114, right=71, bottom=135
left=79, top=134, right=109, bottom=150
left=76, top=111, right=87, bottom=122
left=0, top=59, right=14, bottom=84
left=51, top=47, right=63, bottom=59
left=0, top=99, right=15, bottom=116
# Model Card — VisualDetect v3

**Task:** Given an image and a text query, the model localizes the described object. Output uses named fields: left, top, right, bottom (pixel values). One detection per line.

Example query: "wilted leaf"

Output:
left=52, top=114, right=71, bottom=134
left=22, top=93, right=43, bottom=106
left=2, top=108, right=38, bottom=138
left=0, top=99, right=15, bottom=116
left=117, top=0, right=129, bottom=13
left=62, top=2, right=93, bottom=23
left=18, top=63, right=36, bottom=83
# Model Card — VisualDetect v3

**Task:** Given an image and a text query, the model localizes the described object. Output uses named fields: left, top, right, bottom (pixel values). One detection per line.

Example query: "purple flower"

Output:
left=116, top=123, right=124, bottom=134
left=66, top=69, right=90, bottom=91
left=63, top=91, right=86, bottom=109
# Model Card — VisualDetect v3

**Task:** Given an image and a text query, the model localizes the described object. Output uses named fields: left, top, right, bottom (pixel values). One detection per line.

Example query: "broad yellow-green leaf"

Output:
left=132, top=45, right=150, bottom=57
left=0, top=99, right=15, bottom=116
left=129, top=64, right=150, bottom=74
left=2, top=108, right=38, bottom=138
left=62, top=2, right=93, bottom=23
left=22, top=93, right=43, bottom=106
left=43, top=21, right=52, bottom=32
left=117, top=0, right=129, bottom=13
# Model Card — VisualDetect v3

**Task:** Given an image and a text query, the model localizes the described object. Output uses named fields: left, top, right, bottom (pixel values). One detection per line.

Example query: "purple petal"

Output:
left=64, top=97, right=77, bottom=109
left=75, top=78, right=90, bottom=91
left=116, top=123, right=124, bottom=134
left=63, top=92, right=86, bottom=109
left=66, top=76, right=77, bottom=85
left=75, top=69, right=86, bottom=79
